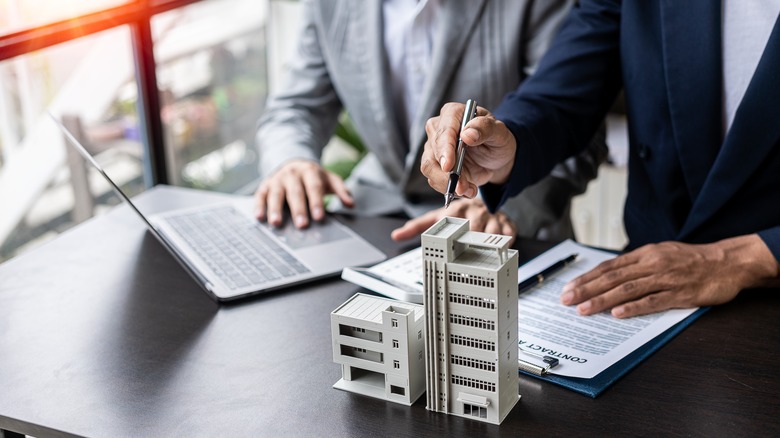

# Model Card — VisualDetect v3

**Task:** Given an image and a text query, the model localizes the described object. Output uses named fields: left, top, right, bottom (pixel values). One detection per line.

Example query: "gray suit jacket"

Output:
left=257, top=0, right=607, bottom=240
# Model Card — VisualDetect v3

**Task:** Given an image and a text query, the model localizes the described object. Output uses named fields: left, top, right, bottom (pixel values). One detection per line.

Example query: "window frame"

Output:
left=0, top=0, right=209, bottom=187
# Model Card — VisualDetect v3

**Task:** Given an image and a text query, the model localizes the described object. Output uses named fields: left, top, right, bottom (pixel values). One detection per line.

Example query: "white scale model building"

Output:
left=331, top=217, right=520, bottom=424
left=422, top=217, right=519, bottom=424
left=330, top=293, right=426, bottom=406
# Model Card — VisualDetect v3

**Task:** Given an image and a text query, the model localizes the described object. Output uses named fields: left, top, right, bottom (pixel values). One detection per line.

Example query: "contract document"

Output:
left=517, top=240, right=699, bottom=379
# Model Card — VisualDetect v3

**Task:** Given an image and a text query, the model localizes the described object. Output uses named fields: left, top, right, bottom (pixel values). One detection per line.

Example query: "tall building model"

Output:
left=422, top=217, right=520, bottom=424
left=330, top=293, right=426, bottom=406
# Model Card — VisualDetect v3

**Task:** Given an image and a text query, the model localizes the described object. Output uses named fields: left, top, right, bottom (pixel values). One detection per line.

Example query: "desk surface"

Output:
left=1, top=186, right=779, bottom=437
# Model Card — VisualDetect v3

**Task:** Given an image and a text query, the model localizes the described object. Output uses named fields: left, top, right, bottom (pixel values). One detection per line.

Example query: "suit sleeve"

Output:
left=256, top=0, right=343, bottom=178
left=492, top=0, right=609, bottom=239
left=485, top=0, right=623, bottom=212
left=758, top=228, right=780, bottom=264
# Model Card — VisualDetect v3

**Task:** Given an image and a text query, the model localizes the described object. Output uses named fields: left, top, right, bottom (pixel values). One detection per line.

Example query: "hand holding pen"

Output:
left=444, top=99, right=478, bottom=208
left=421, top=102, right=518, bottom=201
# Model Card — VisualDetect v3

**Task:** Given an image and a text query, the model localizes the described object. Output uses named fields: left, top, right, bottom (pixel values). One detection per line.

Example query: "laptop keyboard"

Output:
left=165, top=206, right=310, bottom=290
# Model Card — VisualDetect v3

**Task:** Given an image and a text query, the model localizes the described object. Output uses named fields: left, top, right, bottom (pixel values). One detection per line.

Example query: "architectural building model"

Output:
left=422, top=217, right=520, bottom=424
left=330, top=293, right=426, bottom=406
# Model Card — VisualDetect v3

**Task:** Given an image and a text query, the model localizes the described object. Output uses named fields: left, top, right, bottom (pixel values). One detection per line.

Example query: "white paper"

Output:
left=343, top=239, right=698, bottom=380
left=517, top=240, right=698, bottom=379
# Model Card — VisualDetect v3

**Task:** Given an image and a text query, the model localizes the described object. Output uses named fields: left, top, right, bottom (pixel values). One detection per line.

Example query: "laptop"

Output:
left=52, top=115, right=386, bottom=302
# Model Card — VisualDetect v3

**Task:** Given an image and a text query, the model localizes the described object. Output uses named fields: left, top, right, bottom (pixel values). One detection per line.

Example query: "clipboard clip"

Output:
left=518, top=346, right=560, bottom=376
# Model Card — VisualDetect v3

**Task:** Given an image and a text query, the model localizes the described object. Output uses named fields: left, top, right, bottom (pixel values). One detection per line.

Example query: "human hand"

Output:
left=390, top=198, right=517, bottom=245
left=560, top=235, right=780, bottom=318
left=254, top=159, right=353, bottom=228
left=420, top=102, right=518, bottom=199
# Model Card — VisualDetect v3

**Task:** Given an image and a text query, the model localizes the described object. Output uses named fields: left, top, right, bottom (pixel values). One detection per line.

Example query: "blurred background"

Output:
left=0, top=0, right=296, bottom=262
left=0, top=0, right=627, bottom=264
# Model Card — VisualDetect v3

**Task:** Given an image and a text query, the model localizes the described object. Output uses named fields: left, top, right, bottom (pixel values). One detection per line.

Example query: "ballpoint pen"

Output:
left=518, top=253, right=578, bottom=293
left=444, top=99, right=478, bottom=208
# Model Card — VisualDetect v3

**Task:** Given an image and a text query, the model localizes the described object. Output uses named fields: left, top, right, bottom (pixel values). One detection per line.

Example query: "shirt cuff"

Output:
left=757, top=226, right=780, bottom=264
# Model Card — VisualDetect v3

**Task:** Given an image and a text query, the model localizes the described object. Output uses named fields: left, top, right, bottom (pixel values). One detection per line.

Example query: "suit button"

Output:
left=638, top=143, right=651, bottom=160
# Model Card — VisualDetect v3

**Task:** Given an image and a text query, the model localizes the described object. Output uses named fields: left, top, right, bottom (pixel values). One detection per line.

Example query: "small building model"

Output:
left=331, top=293, right=426, bottom=406
left=422, top=217, right=520, bottom=424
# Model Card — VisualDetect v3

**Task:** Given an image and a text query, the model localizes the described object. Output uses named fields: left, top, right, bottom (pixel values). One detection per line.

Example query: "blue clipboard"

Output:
left=519, top=307, right=709, bottom=397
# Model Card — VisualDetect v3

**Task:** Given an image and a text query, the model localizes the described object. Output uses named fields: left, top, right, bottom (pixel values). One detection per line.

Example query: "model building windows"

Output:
left=423, top=246, right=445, bottom=259
left=448, top=271, right=495, bottom=288
left=450, top=334, right=496, bottom=351
left=339, top=324, right=383, bottom=343
left=451, top=354, right=496, bottom=372
left=340, top=345, right=383, bottom=363
left=393, top=360, right=400, bottom=369
left=391, top=318, right=398, bottom=328
left=392, top=339, right=399, bottom=348
left=449, top=313, right=495, bottom=331
left=391, top=385, right=405, bottom=396
left=448, top=292, right=496, bottom=309
left=452, top=374, right=496, bottom=392
left=464, top=403, right=487, bottom=419
left=418, top=330, right=422, bottom=340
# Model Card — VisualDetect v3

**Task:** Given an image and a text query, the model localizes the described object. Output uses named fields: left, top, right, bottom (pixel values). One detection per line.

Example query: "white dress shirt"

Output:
left=722, top=0, right=780, bottom=134
left=382, top=0, right=441, bottom=146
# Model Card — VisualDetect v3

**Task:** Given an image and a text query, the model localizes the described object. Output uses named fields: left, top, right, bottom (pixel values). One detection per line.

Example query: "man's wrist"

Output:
left=712, top=234, right=780, bottom=290
left=490, top=162, right=515, bottom=186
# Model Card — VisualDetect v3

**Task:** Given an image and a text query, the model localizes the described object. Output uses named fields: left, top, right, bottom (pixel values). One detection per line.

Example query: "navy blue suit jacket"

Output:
left=488, top=0, right=780, bottom=261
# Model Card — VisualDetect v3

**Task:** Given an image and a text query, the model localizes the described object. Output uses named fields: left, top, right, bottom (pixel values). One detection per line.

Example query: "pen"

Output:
left=518, top=253, right=578, bottom=293
left=444, top=99, right=478, bottom=208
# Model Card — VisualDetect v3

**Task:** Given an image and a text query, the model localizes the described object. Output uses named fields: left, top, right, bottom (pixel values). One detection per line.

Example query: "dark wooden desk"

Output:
left=1, top=186, right=779, bottom=437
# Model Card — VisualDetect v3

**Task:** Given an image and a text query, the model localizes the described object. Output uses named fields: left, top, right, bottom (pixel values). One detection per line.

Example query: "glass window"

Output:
left=152, top=0, right=268, bottom=193
left=0, top=0, right=130, bottom=35
left=0, top=26, right=143, bottom=262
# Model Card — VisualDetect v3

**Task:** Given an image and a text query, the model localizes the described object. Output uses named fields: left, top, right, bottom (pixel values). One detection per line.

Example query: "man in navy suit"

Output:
left=420, top=0, right=780, bottom=318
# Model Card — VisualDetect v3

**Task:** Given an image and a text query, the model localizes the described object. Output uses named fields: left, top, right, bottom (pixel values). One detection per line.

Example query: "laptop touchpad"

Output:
left=266, top=218, right=350, bottom=250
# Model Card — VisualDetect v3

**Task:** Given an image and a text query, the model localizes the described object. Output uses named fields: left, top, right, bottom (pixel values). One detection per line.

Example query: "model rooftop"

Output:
left=452, top=245, right=516, bottom=269
left=425, top=216, right=468, bottom=238
left=332, top=293, right=424, bottom=323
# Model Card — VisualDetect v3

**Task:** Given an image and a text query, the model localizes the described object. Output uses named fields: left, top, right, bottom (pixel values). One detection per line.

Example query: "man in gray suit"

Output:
left=255, top=0, right=606, bottom=242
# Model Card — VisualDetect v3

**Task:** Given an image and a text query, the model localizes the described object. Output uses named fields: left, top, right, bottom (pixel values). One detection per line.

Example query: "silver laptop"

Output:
left=52, top=115, right=386, bottom=302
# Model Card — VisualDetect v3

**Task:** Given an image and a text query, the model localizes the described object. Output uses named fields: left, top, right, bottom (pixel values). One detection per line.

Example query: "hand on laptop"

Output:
left=255, top=159, right=354, bottom=228
left=391, top=198, right=517, bottom=245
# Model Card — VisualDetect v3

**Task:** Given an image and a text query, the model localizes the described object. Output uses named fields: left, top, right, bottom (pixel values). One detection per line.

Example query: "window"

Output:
left=464, top=403, right=487, bottom=419
left=339, top=324, right=382, bottom=343
left=452, top=375, right=496, bottom=392
left=152, top=0, right=267, bottom=191
left=391, top=318, right=398, bottom=328
left=450, top=334, right=496, bottom=351
left=449, top=313, right=495, bottom=331
left=0, top=1, right=130, bottom=35
left=451, top=354, right=496, bottom=372
left=0, top=27, right=143, bottom=263
left=390, top=385, right=405, bottom=396
left=340, top=345, right=383, bottom=363
left=392, top=339, right=399, bottom=348
left=393, top=360, right=400, bottom=369
left=0, top=0, right=271, bottom=263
